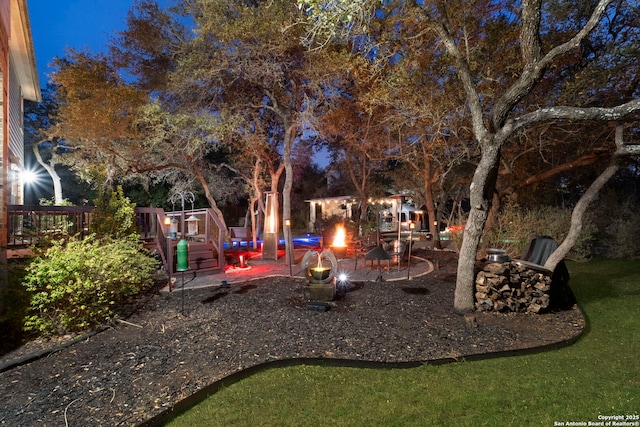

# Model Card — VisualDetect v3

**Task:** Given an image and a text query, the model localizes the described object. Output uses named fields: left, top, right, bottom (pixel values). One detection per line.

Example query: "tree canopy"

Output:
left=298, top=0, right=640, bottom=311
left=40, top=0, right=639, bottom=311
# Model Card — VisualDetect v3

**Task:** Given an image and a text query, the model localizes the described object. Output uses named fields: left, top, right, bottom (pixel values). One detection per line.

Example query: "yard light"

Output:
left=285, top=219, right=292, bottom=275
left=263, top=191, right=278, bottom=260
left=408, top=221, right=415, bottom=279
left=170, top=217, right=179, bottom=239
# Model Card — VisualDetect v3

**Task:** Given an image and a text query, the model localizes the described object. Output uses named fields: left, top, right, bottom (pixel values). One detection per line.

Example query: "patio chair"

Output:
left=521, top=236, right=576, bottom=310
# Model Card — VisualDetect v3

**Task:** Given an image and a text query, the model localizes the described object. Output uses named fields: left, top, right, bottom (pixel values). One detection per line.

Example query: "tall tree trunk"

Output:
left=32, top=142, right=63, bottom=204
left=454, top=144, right=501, bottom=313
left=545, top=126, right=632, bottom=271
left=422, top=155, right=441, bottom=249
left=283, top=124, right=296, bottom=266
left=250, top=159, right=264, bottom=248
left=192, top=163, right=227, bottom=232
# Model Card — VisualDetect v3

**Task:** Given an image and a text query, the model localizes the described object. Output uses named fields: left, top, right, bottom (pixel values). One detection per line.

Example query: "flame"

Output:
left=332, top=225, right=347, bottom=247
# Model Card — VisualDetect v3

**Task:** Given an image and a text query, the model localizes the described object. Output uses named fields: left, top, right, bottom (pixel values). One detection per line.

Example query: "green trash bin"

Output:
left=177, top=239, right=189, bottom=272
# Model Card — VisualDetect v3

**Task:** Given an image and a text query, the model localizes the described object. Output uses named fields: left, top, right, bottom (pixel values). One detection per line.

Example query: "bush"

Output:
left=22, top=235, right=158, bottom=336
left=92, top=186, right=137, bottom=240
left=482, top=200, right=595, bottom=261
left=605, top=198, right=640, bottom=259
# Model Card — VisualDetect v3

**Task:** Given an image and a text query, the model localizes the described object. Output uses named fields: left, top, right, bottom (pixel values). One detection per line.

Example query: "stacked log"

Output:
left=475, top=261, right=552, bottom=313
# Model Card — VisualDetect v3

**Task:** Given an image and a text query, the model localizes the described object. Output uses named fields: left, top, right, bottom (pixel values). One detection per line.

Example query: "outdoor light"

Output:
left=186, top=215, right=199, bottom=236
left=263, top=192, right=278, bottom=260
left=284, top=219, right=292, bottom=274
left=21, top=169, right=38, bottom=184
left=164, top=217, right=171, bottom=237
left=170, top=217, right=179, bottom=239
left=408, top=221, right=415, bottom=279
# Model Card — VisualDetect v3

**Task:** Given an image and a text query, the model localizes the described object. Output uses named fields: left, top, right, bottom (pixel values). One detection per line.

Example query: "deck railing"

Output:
left=7, top=205, right=227, bottom=273
left=7, top=205, right=94, bottom=246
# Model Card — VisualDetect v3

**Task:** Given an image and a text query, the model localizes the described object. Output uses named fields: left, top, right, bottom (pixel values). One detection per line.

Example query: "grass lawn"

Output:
left=165, top=259, right=639, bottom=426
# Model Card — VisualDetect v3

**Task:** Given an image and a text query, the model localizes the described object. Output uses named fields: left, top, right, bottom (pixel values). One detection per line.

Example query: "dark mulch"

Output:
left=0, top=250, right=585, bottom=426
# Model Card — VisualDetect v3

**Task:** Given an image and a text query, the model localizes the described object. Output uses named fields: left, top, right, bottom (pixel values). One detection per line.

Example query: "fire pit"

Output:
left=301, top=249, right=338, bottom=301
left=329, top=224, right=348, bottom=258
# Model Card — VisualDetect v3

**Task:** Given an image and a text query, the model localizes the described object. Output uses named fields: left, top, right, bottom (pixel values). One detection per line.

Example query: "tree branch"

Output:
left=544, top=125, right=635, bottom=271
left=492, top=0, right=615, bottom=129
left=510, top=99, right=640, bottom=133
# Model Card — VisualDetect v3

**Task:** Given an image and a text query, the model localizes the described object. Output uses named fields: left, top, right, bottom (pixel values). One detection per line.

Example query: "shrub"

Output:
left=22, top=235, right=158, bottom=336
left=91, top=186, right=137, bottom=240
left=605, top=198, right=640, bottom=259
left=482, top=200, right=595, bottom=261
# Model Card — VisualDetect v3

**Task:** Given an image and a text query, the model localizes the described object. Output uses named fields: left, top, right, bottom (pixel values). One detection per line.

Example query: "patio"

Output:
left=165, top=243, right=437, bottom=292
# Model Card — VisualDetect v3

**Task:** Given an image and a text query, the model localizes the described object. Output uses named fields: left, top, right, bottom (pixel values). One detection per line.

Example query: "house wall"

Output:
left=8, top=60, right=23, bottom=203
left=1, top=0, right=10, bottom=266
left=0, top=0, right=40, bottom=298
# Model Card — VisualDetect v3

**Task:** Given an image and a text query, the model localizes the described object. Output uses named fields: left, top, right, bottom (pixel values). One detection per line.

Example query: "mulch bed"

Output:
left=0, top=250, right=585, bottom=426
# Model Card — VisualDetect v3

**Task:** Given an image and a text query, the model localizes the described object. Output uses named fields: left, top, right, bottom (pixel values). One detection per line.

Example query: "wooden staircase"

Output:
left=182, top=241, right=220, bottom=273
left=143, top=238, right=221, bottom=276
left=135, top=207, right=226, bottom=278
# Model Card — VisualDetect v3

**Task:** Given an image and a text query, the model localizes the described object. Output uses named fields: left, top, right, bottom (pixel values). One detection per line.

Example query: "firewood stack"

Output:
left=475, top=261, right=552, bottom=313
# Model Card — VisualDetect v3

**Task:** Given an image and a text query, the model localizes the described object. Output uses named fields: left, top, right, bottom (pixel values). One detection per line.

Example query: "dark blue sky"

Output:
left=28, top=0, right=162, bottom=85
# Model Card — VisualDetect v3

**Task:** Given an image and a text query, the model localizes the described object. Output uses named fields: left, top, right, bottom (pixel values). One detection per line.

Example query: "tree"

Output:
left=48, top=50, right=149, bottom=185
left=24, top=84, right=65, bottom=204
left=48, top=46, right=231, bottom=228
left=299, top=0, right=640, bottom=312
left=170, top=0, right=347, bottom=262
left=320, top=87, right=391, bottom=224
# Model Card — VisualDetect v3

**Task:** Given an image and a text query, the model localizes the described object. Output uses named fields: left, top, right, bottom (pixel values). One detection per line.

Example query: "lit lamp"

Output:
left=285, top=219, right=292, bottom=275
left=170, top=217, right=179, bottom=239
left=186, top=215, right=199, bottom=236
left=164, top=216, right=171, bottom=232
left=263, top=191, right=278, bottom=260
left=408, top=221, right=415, bottom=279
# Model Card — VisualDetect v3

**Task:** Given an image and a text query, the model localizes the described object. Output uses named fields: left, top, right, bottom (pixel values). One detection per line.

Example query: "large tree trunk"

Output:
left=545, top=126, right=632, bottom=271
left=422, top=155, right=441, bottom=249
left=454, top=144, right=501, bottom=313
left=32, top=142, right=63, bottom=204
left=192, top=163, right=227, bottom=232
left=283, top=124, right=296, bottom=266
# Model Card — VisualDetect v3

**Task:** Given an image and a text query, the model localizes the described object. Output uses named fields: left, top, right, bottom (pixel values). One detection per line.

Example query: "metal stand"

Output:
left=181, top=270, right=186, bottom=316
left=407, top=227, right=414, bottom=279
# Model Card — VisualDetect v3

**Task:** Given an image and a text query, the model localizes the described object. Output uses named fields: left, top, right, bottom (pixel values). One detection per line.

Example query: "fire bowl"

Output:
left=330, top=245, right=348, bottom=259
left=310, top=267, right=331, bottom=281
